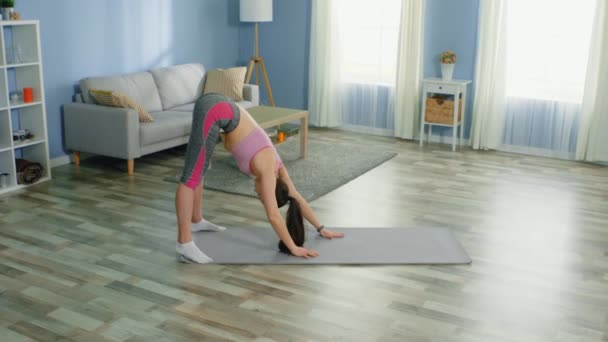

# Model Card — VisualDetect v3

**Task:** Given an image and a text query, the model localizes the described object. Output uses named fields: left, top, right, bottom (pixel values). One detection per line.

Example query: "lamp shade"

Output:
left=240, top=0, right=273, bottom=22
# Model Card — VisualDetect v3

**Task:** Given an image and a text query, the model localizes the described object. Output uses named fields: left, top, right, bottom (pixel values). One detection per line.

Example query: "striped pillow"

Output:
left=89, top=89, right=154, bottom=123
left=203, top=67, right=246, bottom=101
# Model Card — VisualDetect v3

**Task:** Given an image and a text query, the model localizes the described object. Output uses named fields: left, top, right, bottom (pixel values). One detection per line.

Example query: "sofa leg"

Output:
left=127, top=159, right=134, bottom=176
left=74, top=151, right=80, bottom=166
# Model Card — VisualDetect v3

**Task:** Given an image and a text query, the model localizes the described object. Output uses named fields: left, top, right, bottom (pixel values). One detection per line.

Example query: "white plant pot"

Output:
left=1, top=8, right=14, bottom=20
left=441, top=63, right=455, bottom=81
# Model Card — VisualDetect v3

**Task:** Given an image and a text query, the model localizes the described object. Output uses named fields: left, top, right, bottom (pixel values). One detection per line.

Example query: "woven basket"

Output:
left=425, top=97, right=462, bottom=125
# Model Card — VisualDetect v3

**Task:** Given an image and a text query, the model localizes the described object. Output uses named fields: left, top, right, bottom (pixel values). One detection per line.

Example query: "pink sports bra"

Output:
left=230, top=127, right=283, bottom=176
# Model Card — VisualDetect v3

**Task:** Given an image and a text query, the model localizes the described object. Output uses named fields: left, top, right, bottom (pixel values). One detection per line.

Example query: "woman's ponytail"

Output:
left=276, top=179, right=305, bottom=254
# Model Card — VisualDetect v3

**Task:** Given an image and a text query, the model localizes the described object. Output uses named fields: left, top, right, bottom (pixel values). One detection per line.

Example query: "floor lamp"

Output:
left=240, top=0, right=275, bottom=106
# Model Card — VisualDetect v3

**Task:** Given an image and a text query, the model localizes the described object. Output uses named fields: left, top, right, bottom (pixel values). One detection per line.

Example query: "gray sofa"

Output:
left=64, top=63, right=259, bottom=175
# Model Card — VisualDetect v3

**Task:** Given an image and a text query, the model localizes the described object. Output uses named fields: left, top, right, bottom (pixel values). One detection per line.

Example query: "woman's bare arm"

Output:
left=258, top=171, right=319, bottom=258
left=278, top=167, right=344, bottom=239
left=278, top=167, right=322, bottom=228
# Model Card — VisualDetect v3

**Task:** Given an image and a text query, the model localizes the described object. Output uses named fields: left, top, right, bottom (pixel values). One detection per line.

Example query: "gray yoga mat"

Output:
left=192, top=227, right=471, bottom=265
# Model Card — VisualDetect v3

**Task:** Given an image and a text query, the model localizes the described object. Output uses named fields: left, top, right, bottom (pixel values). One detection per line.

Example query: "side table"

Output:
left=419, top=78, right=472, bottom=151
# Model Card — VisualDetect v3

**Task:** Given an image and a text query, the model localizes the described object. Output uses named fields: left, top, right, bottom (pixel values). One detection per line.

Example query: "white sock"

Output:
left=176, top=241, right=213, bottom=264
left=191, top=219, right=226, bottom=232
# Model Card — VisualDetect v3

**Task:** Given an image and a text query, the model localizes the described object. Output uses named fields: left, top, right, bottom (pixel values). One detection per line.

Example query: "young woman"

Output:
left=175, top=93, right=344, bottom=263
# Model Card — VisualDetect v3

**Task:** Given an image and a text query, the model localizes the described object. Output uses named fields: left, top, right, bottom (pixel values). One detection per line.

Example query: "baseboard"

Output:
left=50, top=152, right=94, bottom=168
left=423, top=134, right=471, bottom=147
left=497, top=144, right=574, bottom=160
left=50, top=155, right=72, bottom=168
left=338, top=125, right=394, bottom=137
left=335, top=125, right=472, bottom=146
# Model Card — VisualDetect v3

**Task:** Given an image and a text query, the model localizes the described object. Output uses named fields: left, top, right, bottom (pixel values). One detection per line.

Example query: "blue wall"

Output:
left=238, top=0, right=480, bottom=138
left=19, top=0, right=479, bottom=159
left=19, top=0, right=241, bottom=159
left=238, top=0, right=311, bottom=109
left=424, top=0, right=479, bottom=138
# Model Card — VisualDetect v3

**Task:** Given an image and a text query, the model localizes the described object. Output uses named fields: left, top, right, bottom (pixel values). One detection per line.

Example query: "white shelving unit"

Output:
left=0, top=20, right=50, bottom=195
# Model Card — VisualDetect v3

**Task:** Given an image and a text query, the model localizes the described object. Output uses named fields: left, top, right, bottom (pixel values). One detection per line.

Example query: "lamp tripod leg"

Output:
left=259, top=58, right=275, bottom=107
left=245, top=58, right=255, bottom=84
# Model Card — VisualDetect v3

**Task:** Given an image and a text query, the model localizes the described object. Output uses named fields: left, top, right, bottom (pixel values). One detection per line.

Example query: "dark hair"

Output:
left=275, top=178, right=305, bottom=254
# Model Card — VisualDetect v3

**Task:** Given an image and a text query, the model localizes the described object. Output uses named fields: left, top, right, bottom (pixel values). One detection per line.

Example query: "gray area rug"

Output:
left=192, top=227, right=472, bottom=265
left=169, top=139, right=397, bottom=201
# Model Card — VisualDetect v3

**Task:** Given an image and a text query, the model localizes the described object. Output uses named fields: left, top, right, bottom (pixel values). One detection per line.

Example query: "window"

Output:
left=505, top=0, right=596, bottom=103
left=335, top=0, right=402, bottom=85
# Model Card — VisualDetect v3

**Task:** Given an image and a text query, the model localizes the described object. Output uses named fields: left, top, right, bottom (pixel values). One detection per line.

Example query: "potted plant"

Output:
left=1, top=0, right=14, bottom=21
left=440, top=50, right=457, bottom=81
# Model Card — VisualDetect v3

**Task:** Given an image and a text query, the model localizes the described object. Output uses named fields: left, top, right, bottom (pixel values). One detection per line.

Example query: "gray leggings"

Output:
left=180, top=93, right=240, bottom=189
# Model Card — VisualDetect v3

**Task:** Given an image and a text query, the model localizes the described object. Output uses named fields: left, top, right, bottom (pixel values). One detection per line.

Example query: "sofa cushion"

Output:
left=150, top=63, right=206, bottom=110
left=168, top=103, right=196, bottom=112
left=89, top=89, right=154, bottom=122
left=203, top=67, right=247, bottom=101
left=168, top=100, right=256, bottom=113
left=236, top=101, right=256, bottom=109
left=80, top=72, right=163, bottom=113
left=140, top=111, right=192, bottom=146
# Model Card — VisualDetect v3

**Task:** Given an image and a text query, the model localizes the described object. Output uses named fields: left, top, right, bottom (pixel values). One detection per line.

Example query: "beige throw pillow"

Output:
left=89, top=89, right=154, bottom=123
left=203, top=67, right=247, bottom=101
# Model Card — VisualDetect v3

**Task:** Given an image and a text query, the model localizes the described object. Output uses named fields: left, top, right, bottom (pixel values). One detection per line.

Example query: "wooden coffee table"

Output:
left=247, top=106, right=308, bottom=159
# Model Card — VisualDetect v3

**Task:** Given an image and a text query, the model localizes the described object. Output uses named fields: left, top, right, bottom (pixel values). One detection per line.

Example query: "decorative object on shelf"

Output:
left=6, top=43, right=25, bottom=64
left=10, top=92, right=20, bottom=103
left=5, top=46, right=13, bottom=63
left=9, top=10, right=19, bottom=20
left=16, top=158, right=44, bottom=185
left=14, top=43, right=24, bottom=62
left=23, top=87, right=33, bottom=102
left=1, top=0, right=14, bottom=21
left=277, top=123, right=299, bottom=136
left=12, top=129, right=34, bottom=141
left=277, top=131, right=285, bottom=143
left=264, top=127, right=278, bottom=139
left=0, top=172, right=8, bottom=188
left=440, top=50, right=457, bottom=81
left=240, top=0, right=275, bottom=106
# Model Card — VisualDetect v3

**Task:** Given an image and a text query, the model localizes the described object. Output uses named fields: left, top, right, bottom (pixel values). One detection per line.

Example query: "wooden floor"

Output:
left=1, top=129, right=607, bottom=342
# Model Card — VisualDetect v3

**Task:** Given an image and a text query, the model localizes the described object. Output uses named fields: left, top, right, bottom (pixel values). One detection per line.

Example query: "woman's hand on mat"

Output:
left=320, top=229, right=345, bottom=239
left=290, top=246, right=319, bottom=258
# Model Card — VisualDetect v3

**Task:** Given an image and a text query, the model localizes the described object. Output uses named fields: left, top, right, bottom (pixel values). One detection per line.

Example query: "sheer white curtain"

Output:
left=308, top=0, right=342, bottom=127
left=576, top=0, right=608, bottom=162
left=470, top=0, right=508, bottom=150
left=337, top=0, right=401, bottom=133
left=501, top=0, right=596, bottom=159
left=473, top=0, right=598, bottom=159
left=308, top=0, right=424, bottom=136
left=394, top=0, right=425, bottom=139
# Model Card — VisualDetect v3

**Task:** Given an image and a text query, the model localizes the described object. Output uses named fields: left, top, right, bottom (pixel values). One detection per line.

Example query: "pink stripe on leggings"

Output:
left=185, top=102, right=235, bottom=189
